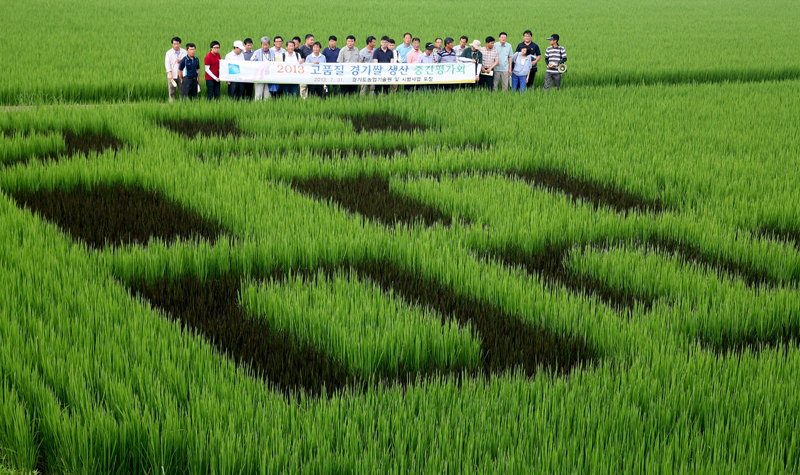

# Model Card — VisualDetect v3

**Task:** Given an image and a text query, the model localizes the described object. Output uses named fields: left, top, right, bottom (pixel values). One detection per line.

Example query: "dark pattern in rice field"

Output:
left=8, top=183, right=225, bottom=249
left=291, top=174, right=454, bottom=227
left=1, top=129, right=126, bottom=167
left=156, top=118, right=246, bottom=139
left=508, top=168, right=670, bottom=215
left=125, top=273, right=356, bottom=398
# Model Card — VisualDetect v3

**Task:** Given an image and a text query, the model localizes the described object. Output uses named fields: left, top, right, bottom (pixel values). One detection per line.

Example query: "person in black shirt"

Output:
left=178, top=43, right=200, bottom=100
left=515, top=30, right=542, bottom=89
left=372, top=36, right=395, bottom=95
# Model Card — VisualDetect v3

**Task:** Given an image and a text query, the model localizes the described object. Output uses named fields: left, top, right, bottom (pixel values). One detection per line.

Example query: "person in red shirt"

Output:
left=204, top=41, right=221, bottom=101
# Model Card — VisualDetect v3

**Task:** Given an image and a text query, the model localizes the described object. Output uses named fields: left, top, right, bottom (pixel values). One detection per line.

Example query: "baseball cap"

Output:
left=470, top=39, right=481, bottom=48
left=547, top=34, right=559, bottom=41
left=425, top=43, right=434, bottom=50
left=233, top=40, right=244, bottom=49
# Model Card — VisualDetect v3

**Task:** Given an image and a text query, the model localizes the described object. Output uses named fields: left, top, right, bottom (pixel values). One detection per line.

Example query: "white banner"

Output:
left=220, top=60, right=476, bottom=85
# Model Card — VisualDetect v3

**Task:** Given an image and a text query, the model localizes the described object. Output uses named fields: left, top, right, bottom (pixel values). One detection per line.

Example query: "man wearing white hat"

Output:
left=225, top=41, right=245, bottom=100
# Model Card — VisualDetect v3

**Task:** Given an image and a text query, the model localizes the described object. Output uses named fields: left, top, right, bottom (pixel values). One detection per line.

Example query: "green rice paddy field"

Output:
left=2, top=0, right=800, bottom=473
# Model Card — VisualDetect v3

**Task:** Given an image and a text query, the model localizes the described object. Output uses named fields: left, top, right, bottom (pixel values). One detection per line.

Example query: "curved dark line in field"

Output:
left=123, top=258, right=596, bottom=398
left=7, top=184, right=226, bottom=249
left=1, top=130, right=127, bottom=167
left=505, top=168, right=671, bottom=215
left=340, top=112, right=429, bottom=134
left=290, top=174, right=456, bottom=228
left=757, top=223, right=800, bottom=251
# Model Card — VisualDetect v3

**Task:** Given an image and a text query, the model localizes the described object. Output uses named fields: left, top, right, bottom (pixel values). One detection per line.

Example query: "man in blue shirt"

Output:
left=396, top=33, right=413, bottom=63
left=178, top=43, right=200, bottom=101
left=322, top=36, right=341, bottom=97
left=372, top=36, right=395, bottom=95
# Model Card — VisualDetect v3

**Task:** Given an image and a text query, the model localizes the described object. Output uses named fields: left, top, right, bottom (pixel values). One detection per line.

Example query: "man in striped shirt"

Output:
left=543, top=34, right=567, bottom=91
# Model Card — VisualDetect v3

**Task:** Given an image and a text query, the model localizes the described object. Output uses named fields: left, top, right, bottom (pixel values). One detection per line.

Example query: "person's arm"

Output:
left=508, top=53, right=513, bottom=74
left=205, top=66, right=220, bottom=82
left=561, top=47, right=567, bottom=64
left=166, top=51, right=172, bottom=79
left=532, top=54, right=541, bottom=67
left=177, top=57, right=184, bottom=81
left=489, top=57, right=498, bottom=72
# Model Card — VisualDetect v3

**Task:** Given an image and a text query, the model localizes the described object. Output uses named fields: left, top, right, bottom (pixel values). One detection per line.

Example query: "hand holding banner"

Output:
left=220, top=61, right=476, bottom=85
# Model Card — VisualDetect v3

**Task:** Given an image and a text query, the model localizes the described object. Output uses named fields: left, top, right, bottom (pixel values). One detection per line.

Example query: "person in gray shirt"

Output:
left=337, top=35, right=360, bottom=96
left=359, top=35, right=377, bottom=96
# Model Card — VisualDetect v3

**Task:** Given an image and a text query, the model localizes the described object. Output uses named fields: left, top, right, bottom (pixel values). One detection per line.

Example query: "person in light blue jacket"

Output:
left=511, top=46, right=533, bottom=92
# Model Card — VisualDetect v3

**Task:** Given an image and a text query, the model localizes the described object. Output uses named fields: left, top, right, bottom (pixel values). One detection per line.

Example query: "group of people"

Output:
left=164, top=31, right=567, bottom=102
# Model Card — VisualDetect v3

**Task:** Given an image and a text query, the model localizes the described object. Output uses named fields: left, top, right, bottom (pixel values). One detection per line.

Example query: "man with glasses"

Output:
left=204, top=41, right=222, bottom=101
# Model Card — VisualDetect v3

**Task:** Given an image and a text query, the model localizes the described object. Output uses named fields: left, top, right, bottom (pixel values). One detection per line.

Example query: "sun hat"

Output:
left=470, top=39, right=481, bottom=48
left=233, top=40, right=244, bottom=49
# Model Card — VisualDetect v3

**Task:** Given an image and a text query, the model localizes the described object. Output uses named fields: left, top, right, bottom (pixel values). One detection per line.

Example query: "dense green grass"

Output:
left=1, top=77, right=800, bottom=472
left=2, top=0, right=799, bottom=104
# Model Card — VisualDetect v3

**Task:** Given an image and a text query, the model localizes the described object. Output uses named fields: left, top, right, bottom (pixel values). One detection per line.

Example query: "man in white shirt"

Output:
left=165, top=37, right=187, bottom=103
left=225, top=41, right=245, bottom=100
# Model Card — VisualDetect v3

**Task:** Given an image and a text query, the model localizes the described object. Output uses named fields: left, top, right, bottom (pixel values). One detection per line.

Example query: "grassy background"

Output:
left=2, top=0, right=800, bottom=103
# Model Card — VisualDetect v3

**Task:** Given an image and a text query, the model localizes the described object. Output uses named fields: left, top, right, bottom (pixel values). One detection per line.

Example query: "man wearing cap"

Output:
left=494, top=33, right=514, bottom=91
left=178, top=43, right=200, bottom=101
left=516, top=30, right=542, bottom=89
left=225, top=41, right=245, bottom=100
left=461, top=40, right=483, bottom=86
left=359, top=36, right=377, bottom=96
left=543, top=34, right=567, bottom=90
left=478, top=36, right=499, bottom=90
left=250, top=37, right=274, bottom=100
left=337, top=35, right=360, bottom=96
left=242, top=39, right=255, bottom=100
left=165, top=37, right=186, bottom=103
left=417, top=43, right=437, bottom=91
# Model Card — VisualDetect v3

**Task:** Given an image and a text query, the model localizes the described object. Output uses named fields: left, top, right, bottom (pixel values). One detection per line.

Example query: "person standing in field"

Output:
left=462, top=40, right=483, bottom=86
left=543, top=34, right=566, bottom=90
left=406, top=38, right=423, bottom=64
left=306, top=42, right=327, bottom=98
left=298, top=34, right=314, bottom=99
left=204, top=41, right=222, bottom=101
left=372, top=36, right=395, bottom=95
left=511, top=46, right=533, bottom=92
left=337, top=35, right=360, bottom=96
left=178, top=43, right=200, bottom=101
left=436, top=37, right=458, bottom=90
left=396, top=33, right=413, bottom=63
left=242, top=38, right=255, bottom=100
left=359, top=36, right=377, bottom=96
left=388, top=39, right=401, bottom=93
left=516, top=30, right=541, bottom=89
left=322, top=36, right=340, bottom=97
left=165, top=37, right=186, bottom=103
left=225, top=41, right=245, bottom=100
left=494, top=32, right=513, bottom=91
left=417, top=43, right=437, bottom=92
left=478, top=36, right=499, bottom=89
left=453, top=36, right=469, bottom=57
left=250, top=37, right=274, bottom=100
left=278, top=39, right=303, bottom=97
